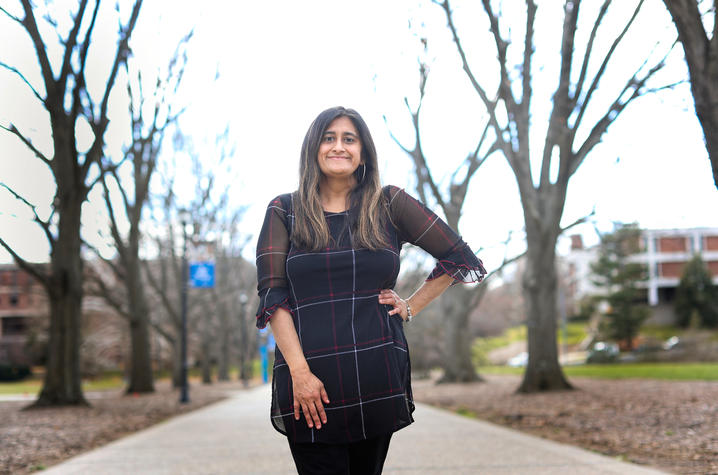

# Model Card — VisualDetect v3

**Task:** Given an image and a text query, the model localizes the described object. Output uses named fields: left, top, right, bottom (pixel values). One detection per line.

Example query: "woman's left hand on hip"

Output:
left=378, top=289, right=408, bottom=322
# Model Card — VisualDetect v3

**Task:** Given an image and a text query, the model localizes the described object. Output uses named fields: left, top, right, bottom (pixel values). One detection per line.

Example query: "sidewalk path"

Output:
left=42, top=385, right=666, bottom=474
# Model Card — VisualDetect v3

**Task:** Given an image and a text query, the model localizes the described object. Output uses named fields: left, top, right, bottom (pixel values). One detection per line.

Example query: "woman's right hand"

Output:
left=291, top=366, right=330, bottom=429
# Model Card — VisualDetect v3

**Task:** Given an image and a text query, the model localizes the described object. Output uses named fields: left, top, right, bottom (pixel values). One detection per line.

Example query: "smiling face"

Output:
left=316, top=116, right=363, bottom=182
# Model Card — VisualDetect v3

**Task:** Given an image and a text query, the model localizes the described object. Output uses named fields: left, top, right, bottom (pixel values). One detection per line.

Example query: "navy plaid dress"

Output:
left=255, top=185, right=485, bottom=444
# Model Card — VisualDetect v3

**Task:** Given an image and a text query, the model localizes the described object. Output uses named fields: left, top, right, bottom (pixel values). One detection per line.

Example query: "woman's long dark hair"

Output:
left=292, top=106, right=388, bottom=251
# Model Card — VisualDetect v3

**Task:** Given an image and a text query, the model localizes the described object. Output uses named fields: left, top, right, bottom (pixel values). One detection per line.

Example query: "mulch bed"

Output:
left=0, top=380, right=248, bottom=475
left=412, top=375, right=718, bottom=474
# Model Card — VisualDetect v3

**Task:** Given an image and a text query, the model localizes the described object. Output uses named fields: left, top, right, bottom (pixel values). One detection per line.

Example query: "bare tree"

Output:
left=436, top=0, right=670, bottom=391
left=0, top=1, right=142, bottom=406
left=143, top=131, right=238, bottom=387
left=91, top=32, right=191, bottom=394
left=385, top=52, right=495, bottom=382
left=662, top=0, right=718, bottom=189
left=211, top=214, right=253, bottom=382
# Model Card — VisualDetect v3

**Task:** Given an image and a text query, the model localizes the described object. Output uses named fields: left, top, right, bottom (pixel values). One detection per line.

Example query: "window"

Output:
left=705, top=236, right=718, bottom=251
left=658, top=237, right=687, bottom=253
left=1, top=316, right=28, bottom=336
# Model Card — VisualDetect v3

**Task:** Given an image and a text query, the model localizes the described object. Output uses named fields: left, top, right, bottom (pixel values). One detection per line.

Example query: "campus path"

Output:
left=41, top=384, right=666, bottom=475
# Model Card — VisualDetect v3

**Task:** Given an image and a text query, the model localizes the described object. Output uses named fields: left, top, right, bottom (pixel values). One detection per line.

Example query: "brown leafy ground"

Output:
left=413, top=375, right=718, bottom=475
left=0, top=379, right=249, bottom=475
left=2, top=376, right=717, bottom=474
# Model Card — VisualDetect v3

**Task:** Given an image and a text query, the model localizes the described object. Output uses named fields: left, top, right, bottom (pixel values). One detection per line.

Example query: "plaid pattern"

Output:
left=255, top=186, right=485, bottom=444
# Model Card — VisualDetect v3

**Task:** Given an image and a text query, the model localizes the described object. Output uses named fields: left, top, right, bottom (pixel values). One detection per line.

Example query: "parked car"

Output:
left=586, top=341, right=619, bottom=364
left=507, top=352, right=528, bottom=367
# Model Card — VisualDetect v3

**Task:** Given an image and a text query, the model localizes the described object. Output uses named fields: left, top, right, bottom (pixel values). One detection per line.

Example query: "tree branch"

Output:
left=569, top=50, right=667, bottom=178
left=83, top=236, right=125, bottom=282
left=142, top=257, right=180, bottom=326
left=19, top=1, right=56, bottom=99
left=0, top=123, right=52, bottom=167
left=0, top=182, right=54, bottom=246
left=0, top=62, right=44, bottom=102
left=520, top=0, right=536, bottom=113
left=438, top=0, right=500, bottom=126
left=58, top=0, right=89, bottom=94
left=0, top=236, right=49, bottom=288
left=540, top=0, right=580, bottom=189
left=573, top=0, right=645, bottom=133
left=572, top=0, right=611, bottom=107
left=70, top=0, right=100, bottom=123
left=403, top=96, right=447, bottom=212
left=87, top=269, right=130, bottom=320
left=84, top=0, right=142, bottom=176
left=481, top=0, right=517, bottom=112
left=0, top=6, right=22, bottom=24
left=560, top=207, right=596, bottom=235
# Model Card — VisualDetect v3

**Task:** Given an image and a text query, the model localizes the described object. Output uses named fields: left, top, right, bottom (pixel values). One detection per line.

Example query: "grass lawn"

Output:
left=473, top=323, right=587, bottom=366
left=0, top=363, right=267, bottom=396
left=479, top=362, right=718, bottom=381
left=0, top=374, right=125, bottom=395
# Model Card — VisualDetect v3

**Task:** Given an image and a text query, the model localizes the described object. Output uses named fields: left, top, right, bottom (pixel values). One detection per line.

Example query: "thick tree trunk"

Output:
left=437, top=285, right=482, bottom=383
left=518, top=223, right=572, bottom=393
left=690, top=65, right=718, bottom=190
left=33, top=196, right=87, bottom=407
left=663, top=0, right=718, bottom=189
left=125, top=255, right=154, bottom=393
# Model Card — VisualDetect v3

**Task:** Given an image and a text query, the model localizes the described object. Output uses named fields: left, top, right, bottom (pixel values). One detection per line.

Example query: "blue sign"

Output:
left=189, top=261, right=215, bottom=288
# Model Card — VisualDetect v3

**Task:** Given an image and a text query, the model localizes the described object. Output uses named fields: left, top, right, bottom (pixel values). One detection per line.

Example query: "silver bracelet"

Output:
left=405, top=299, right=413, bottom=323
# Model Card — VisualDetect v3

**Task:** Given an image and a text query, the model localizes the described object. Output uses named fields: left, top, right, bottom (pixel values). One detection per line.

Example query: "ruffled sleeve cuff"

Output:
left=255, top=287, right=292, bottom=329
left=426, top=240, right=487, bottom=285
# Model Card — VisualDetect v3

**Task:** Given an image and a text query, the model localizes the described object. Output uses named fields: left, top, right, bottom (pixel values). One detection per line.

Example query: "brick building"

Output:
left=639, top=228, right=718, bottom=306
left=0, top=264, right=48, bottom=365
left=0, top=262, right=127, bottom=369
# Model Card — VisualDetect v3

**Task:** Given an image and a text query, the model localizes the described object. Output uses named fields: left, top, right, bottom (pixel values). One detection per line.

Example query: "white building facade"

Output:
left=563, top=228, right=718, bottom=319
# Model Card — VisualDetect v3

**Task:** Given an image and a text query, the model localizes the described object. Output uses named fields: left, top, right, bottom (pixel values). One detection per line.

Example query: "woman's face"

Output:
left=317, top=116, right=363, bottom=182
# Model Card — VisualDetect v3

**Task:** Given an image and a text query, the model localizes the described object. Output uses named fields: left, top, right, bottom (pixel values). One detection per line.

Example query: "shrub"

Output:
left=0, top=364, right=32, bottom=381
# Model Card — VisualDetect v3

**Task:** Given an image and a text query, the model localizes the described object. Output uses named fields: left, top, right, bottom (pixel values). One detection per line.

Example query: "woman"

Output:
left=255, top=106, right=485, bottom=474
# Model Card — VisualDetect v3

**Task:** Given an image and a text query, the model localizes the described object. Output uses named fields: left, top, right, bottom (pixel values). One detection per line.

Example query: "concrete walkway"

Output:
left=42, top=385, right=667, bottom=474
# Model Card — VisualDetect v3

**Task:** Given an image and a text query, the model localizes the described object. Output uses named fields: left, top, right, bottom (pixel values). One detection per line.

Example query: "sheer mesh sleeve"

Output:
left=255, top=194, right=292, bottom=329
left=386, top=186, right=486, bottom=284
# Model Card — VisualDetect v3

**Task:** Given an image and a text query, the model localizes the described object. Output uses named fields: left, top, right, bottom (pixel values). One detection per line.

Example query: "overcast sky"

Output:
left=1, top=0, right=717, bottom=270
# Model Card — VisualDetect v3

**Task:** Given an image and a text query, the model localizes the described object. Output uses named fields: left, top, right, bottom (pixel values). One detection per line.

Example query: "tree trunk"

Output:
left=437, top=285, right=482, bottom=383
left=217, top=329, right=230, bottom=381
left=689, top=65, right=718, bottom=190
left=200, top=341, right=213, bottom=384
left=33, top=195, right=87, bottom=407
left=518, top=222, right=572, bottom=393
left=663, top=0, right=718, bottom=189
left=217, top=300, right=230, bottom=381
left=171, top=338, right=182, bottom=388
left=125, top=255, right=155, bottom=393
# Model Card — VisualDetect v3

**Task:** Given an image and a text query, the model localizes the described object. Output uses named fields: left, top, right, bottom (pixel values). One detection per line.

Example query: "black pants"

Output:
left=288, top=433, right=393, bottom=475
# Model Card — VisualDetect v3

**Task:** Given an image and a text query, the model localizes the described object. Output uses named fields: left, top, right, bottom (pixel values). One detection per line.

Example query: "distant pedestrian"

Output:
left=255, top=106, right=485, bottom=474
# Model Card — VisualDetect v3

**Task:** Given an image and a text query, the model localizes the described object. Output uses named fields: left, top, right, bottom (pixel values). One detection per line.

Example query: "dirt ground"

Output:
left=412, top=375, right=718, bottom=475
left=1, top=376, right=717, bottom=474
left=0, top=380, right=248, bottom=475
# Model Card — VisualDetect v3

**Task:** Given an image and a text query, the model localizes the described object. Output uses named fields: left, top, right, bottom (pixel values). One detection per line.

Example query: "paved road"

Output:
left=42, top=385, right=666, bottom=474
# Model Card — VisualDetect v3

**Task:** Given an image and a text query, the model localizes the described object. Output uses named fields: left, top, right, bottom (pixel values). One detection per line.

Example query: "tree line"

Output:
left=1, top=0, right=716, bottom=407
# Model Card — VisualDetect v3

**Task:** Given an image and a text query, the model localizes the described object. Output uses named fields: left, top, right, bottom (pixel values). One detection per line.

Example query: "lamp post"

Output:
left=238, top=293, right=249, bottom=386
left=178, top=209, right=191, bottom=404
